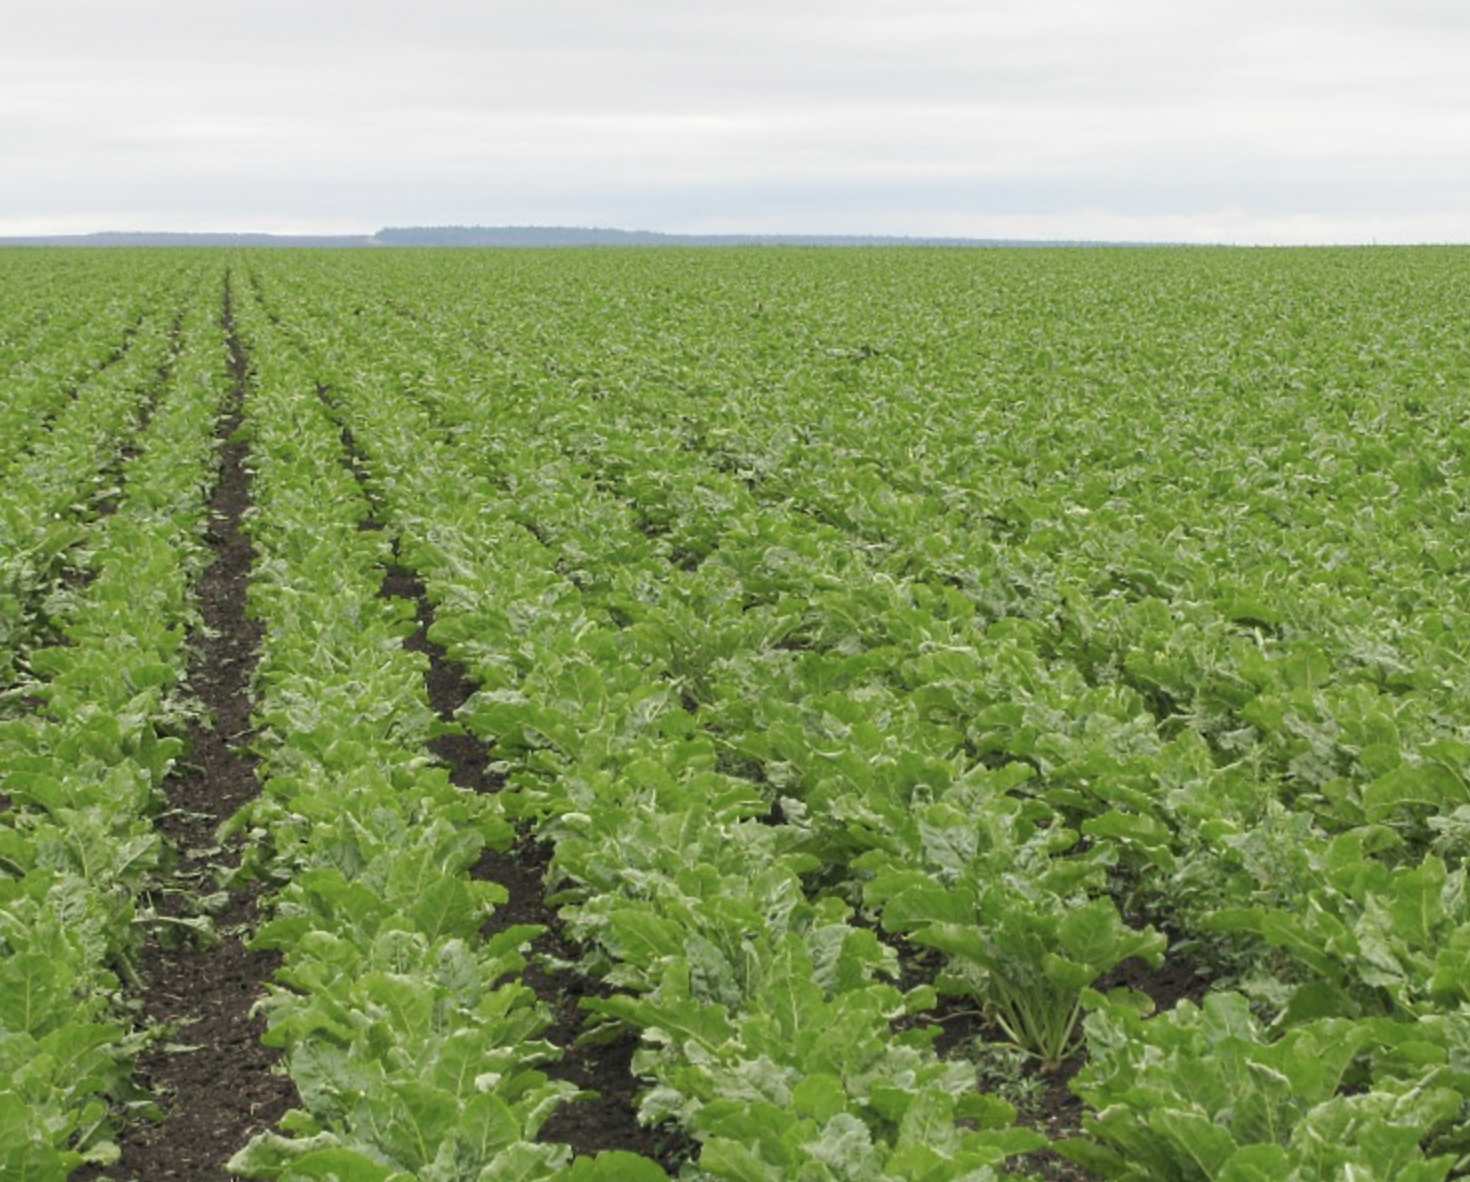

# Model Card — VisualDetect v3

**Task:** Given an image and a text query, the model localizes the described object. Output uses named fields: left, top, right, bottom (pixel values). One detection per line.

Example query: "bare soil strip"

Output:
left=100, top=281, right=298, bottom=1179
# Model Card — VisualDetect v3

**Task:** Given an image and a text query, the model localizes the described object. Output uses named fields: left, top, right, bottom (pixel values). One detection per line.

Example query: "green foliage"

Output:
left=1208, top=847, right=1470, bottom=1023
left=1063, top=991, right=1464, bottom=1179
left=235, top=245, right=1470, bottom=1178
left=13, top=247, right=1470, bottom=1175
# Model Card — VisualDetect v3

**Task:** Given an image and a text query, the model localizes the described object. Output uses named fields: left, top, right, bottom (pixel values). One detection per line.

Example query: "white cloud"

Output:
left=2, top=0, right=1468, bottom=241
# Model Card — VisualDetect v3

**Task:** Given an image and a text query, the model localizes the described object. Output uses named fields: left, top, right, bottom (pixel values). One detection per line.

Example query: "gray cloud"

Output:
left=3, top=0, right=1467, bottom=242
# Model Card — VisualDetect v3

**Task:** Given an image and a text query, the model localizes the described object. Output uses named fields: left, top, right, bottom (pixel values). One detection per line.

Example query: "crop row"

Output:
left=243, top=257, right=1126, bottom=1175
left=0, top=254, right=209, bottom=475
left=0, top=264, right=219, bottom=695
left=0, top=273, right=232, bottom=1173
left=246, top=255, right=1128, bottom=1170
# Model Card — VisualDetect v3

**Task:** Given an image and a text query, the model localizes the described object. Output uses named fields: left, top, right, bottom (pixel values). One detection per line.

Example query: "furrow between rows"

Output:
left=100, top=273, right=300, bottom=1180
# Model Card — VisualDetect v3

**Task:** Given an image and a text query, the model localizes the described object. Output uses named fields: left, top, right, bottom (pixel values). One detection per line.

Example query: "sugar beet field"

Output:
left=3, top=245, right=1470, bottom=1180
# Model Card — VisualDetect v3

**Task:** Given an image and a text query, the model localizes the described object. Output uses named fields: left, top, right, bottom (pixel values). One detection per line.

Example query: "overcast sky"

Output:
left=3, top=0, right=1466, bottom=244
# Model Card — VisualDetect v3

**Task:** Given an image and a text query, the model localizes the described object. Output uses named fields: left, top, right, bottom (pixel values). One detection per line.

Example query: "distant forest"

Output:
left=0, top=225, right=1125, bottom=248
left=370, top=226, right=1058, bottom=247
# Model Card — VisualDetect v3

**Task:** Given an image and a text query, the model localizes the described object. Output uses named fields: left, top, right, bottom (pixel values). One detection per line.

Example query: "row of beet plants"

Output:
left=0, top=252, right=191, bottom=474
left=0, top=270, right=209, bottom=697
left=354, top=245, right=1470, bottom=857
left=220, top=282, right=658, bottom=1180
left=0, top=272, right=230, bottom=1174
left=245, top=263, right=1053, bottom=1179
left=245, top=248, right=1470, bottom=1177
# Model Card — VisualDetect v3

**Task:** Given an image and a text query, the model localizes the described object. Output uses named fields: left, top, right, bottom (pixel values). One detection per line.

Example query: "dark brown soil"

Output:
left=475, top=840, right=693, bottom=1167
left=924, top=990, right=1094, bottom=1181
left=85, top=282, right=298, bottom=1180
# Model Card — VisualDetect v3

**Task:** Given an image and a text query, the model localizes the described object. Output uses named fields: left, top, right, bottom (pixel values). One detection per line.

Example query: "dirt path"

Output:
left=98, top=280, right=298, bottom=1179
